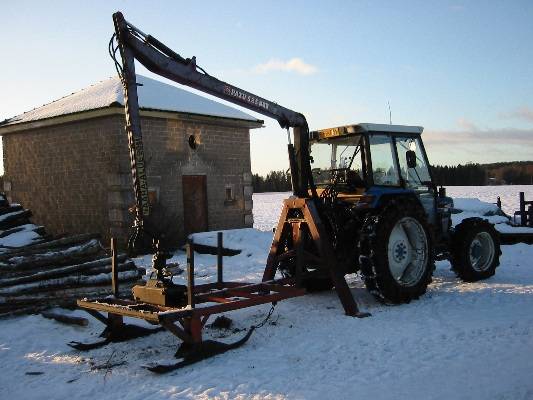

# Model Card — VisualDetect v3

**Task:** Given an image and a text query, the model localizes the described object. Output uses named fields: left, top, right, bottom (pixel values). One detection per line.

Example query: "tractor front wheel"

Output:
left=450, top=218, right=501, bottom=282
left=359, top=199, right=435, bottom=304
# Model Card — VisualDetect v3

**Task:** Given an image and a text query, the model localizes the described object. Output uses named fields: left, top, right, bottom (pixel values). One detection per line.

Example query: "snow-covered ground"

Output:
left=445, top=185, right=533, bottom=218
left=0, top=225, right=41, bottom=248
left=1, top=186, right=533, bottom=400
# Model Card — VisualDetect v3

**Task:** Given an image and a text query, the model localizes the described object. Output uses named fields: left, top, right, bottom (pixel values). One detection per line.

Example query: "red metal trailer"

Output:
left=72, top=233, right=312, bottom=371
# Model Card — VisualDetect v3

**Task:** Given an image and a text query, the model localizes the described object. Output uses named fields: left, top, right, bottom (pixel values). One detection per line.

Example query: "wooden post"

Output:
left=520, top=192, right=526, bottom=226
left=294, top=223, right=303, bottom=288
left=107, top=313, right=124, bottom=331
left=217, top=232, right=223, bottom=285
left=186, top=239, right=195, bottom=308
left=496, top=196, right=501, bottom=210
left=111, top=238, right=119, bottom=297
left=189, top=316, right=203, bottom=343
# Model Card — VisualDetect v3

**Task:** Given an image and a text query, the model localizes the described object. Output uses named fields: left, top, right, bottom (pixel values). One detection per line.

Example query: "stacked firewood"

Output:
left=0, top=198, right=145, bottom=317
left=0, top=202, right=45, bottom=244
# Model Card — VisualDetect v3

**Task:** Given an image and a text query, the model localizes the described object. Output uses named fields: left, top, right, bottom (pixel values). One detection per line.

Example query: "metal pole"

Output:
left=186, top=239, right=195, bottom=308
left=111, top=238, right=119, bottom=297
left=217, top=232, right=223, bottom=285
left=520, top=192, right=526, bottom=226
left=528, top=205, right=533, bottom=228
left=497, top=196, right=501, bottom=210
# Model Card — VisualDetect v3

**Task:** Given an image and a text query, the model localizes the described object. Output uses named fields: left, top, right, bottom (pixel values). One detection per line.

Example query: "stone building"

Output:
left=0, top=75, right=262, bottom=245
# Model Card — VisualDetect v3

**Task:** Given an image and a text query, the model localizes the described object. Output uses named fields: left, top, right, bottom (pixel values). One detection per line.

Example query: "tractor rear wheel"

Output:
left=450, top=218, right=501, bottom=282
left=359, top=199, right=435, bottom=303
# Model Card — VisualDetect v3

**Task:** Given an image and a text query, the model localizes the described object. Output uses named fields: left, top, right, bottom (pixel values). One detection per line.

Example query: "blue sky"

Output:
left=1, top=1, right=532, bottom=175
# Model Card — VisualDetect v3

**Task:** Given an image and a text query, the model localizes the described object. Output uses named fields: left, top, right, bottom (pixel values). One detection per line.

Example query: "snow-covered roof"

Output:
left=0, top=75, right=261, bottom=128
left=312, top=123, right=423, bottom=137
left=355, top=123, right=423, bottom=134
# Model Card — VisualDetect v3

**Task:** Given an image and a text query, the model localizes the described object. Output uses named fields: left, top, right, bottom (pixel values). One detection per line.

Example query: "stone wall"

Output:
left=2, top=112, right=254, bottom=246
left=2, top=116, right=122, bottom=238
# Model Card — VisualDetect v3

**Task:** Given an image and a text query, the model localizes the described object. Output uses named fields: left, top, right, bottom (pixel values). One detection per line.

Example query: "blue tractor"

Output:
left=268, top=122, right=501, bottom=304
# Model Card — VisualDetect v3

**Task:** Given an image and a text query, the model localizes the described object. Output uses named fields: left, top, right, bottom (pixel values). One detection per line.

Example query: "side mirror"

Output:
left=406, top=150, right=417, bottom=168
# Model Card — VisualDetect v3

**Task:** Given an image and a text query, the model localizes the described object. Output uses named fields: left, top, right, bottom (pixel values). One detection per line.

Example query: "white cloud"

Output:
left=423, top=127, right=533, bottom=165
left=502, top=106, right=533, bottom=123
left=424, top=127, right=533, bottom=145
left=456, top=117, right=478, bottom=131
left=253, top=58, right=318, bottom=75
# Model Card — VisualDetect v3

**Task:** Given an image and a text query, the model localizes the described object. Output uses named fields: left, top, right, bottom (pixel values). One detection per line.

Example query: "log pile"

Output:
left=0, top=198, right=144, bottom=317
left=0, top=203, right=45, bottom=248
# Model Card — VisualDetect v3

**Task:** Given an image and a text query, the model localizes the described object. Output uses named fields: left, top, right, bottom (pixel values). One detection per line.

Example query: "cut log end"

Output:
left=41, top=311, right=89, bottom=326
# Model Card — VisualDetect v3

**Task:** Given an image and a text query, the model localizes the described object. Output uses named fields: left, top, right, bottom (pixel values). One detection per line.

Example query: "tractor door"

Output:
left=394, top=136, right=437, bottom=223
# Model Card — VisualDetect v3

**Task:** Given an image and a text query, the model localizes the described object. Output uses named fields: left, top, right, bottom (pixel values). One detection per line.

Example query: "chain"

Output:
left=252, top=302, right=277, bottom=330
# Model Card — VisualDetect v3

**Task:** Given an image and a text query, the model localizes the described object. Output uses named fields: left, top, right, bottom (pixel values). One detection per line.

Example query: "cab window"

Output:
left=369, top=135, right=400, bottom=186
left=395, top=137, right=432, bottom=189
left=310, top=136, right=364, bottom=186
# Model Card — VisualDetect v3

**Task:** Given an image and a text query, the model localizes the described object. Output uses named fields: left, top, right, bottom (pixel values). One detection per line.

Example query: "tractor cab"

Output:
left=309, top=123, right=438, bottom=219
left=310, top=123, right=432, bottom=191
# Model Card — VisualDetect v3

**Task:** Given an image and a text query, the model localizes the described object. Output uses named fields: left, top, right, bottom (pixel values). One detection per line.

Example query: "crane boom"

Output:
left=111, top=11, right=313, bottom=231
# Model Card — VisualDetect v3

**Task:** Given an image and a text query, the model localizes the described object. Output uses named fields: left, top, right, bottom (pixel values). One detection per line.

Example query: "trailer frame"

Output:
left=76, top=234, right=306, bottom=346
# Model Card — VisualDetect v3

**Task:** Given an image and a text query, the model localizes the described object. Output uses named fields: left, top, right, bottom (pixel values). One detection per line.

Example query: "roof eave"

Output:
left=0, top=106, right=264, bottom=135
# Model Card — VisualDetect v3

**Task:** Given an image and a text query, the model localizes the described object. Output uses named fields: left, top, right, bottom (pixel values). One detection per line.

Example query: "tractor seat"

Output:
left=346, top=170, right=365, bottom=189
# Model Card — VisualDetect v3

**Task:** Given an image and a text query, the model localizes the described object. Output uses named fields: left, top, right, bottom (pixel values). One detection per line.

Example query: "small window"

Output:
left=188, top=135, right=197, bottom=149
left=225, top=184, right=235, bottom=203
left=148, top=188, right=159, bottom=205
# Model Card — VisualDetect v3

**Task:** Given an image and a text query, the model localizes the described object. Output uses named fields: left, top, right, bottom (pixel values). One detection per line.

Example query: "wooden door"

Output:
left=182, top=175, right=208, bottom=234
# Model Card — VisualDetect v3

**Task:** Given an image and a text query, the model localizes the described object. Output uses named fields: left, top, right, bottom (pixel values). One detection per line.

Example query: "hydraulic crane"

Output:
left=109, top=12, right=365, bottom=316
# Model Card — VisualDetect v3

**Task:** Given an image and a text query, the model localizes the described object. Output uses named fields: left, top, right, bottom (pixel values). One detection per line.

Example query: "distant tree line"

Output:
left=485, top=161, right=533, bottom=185
left=431, top=164, right=487, bottom=186
left=252, top=161, right=533, bottom=192
left=499, top=168, right=532, bottom=185
left=252, top=171, right=292, bottom=193
left=433, top=162, right=533, bottom=185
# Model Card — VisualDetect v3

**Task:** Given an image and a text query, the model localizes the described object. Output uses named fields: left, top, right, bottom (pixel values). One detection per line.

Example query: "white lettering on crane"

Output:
left=223, top=85, right=269, bottom=111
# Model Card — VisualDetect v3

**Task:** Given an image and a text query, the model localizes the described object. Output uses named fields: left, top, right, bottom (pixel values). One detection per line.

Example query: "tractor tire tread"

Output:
left=450, top=217, right=501, bottom=282
left=359, top=197, right=435, bottom=304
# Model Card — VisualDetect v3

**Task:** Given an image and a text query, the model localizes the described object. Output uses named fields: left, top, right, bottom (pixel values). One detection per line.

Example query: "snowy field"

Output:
left=1, top=186, right=533, bottom=400
left=253, top=185, right=533, bottom=231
